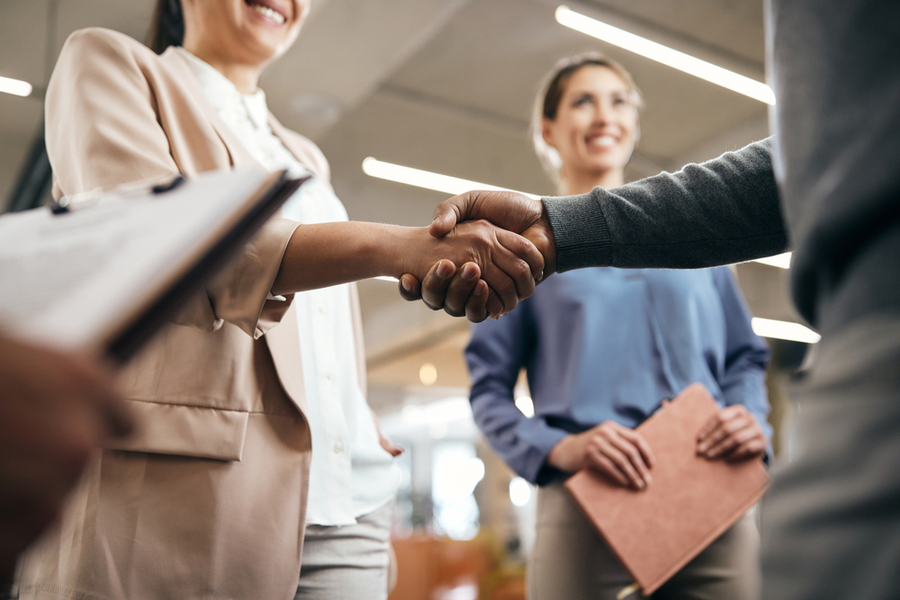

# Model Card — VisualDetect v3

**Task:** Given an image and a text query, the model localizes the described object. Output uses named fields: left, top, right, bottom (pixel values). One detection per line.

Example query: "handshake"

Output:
left=397, top=190, right=557, bottom=322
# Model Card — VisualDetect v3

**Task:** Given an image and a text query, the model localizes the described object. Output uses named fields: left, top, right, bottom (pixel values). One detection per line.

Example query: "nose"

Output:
left=592, top=99, right=613, bottom=126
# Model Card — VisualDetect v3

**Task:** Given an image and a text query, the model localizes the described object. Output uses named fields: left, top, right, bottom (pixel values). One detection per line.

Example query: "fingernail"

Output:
left=644, top=474, right=652, bottom=485
left=462, top=263, right=478, bottom=281
left=436, top=261, right=453, bottom=279
left=697, top=443, right=708, bottom=454
left=401, top=278, right=412, bottom=292
left=537, top=270, right=544, bottom=282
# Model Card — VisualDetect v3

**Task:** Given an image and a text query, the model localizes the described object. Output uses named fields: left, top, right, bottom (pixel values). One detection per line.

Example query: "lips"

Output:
left=586, top=134, right=619, bottom=149
left=244, top=0, right=289, bottom=25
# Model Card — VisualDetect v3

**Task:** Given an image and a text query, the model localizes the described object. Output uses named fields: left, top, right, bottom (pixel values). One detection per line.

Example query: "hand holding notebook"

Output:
left=564, top=383, right=770, bottom=597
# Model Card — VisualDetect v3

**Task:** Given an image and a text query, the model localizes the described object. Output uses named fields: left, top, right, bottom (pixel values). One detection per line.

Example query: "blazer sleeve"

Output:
left=45, top=28, right=299, bottom=339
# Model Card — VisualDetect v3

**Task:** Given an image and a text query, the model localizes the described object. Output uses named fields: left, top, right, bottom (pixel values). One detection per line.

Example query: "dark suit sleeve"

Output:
left=544, top=139, right=788, bottom=272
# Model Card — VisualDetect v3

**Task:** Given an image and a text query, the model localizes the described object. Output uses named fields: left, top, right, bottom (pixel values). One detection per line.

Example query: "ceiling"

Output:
left=0, top=0, right=793, bottom=410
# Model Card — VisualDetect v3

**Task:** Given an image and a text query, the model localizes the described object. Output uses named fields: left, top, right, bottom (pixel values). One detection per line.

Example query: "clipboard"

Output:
left=0, top=167, right=307, bottom=363
left=564, top=383, right=770, bottom=597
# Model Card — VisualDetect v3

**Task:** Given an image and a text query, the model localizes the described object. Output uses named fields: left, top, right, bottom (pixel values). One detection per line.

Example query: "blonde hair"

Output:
left=531, top=53, right=644, bottom=190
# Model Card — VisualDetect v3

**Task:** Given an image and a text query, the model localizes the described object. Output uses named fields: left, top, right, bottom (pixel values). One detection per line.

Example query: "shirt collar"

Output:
left=176, top=47, right=270, bottom=131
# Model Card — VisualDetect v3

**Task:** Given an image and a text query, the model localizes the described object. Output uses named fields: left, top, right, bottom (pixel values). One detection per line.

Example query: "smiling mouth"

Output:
left=244, top=0, right=288, bottom=25
left=587, top=135, right=618, bottom=149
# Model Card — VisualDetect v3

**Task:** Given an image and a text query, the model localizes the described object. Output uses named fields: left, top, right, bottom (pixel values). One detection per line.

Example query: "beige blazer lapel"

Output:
left=157, top=50, right=311, bottom=416
left=158, top=48, right=258, bottom=169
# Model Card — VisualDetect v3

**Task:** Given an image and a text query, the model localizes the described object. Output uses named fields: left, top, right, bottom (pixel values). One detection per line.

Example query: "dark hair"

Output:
left=531, top=53, right=644, bottom=187
left=147, top=0, right=185, bottom=54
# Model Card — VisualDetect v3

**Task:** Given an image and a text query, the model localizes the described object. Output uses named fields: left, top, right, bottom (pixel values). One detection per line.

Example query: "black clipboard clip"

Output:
left=151, top=175, right=186, bottom=194
left=51, top=174, right=188, bottom=215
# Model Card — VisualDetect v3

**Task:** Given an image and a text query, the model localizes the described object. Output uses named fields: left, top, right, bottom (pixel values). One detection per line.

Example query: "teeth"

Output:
left=249, top=3, right=286, bottom=24
left=588, top=135, right=616, bottom=148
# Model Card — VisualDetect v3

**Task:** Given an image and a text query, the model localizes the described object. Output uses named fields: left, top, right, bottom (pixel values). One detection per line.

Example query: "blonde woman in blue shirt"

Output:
left=465, top=54, right=771, bottom=600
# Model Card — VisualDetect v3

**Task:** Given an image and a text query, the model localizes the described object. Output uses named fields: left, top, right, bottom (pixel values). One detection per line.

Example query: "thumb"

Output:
left=429, top=211, right=457, bottom=238
left=430, top=191, right=476, bottom=238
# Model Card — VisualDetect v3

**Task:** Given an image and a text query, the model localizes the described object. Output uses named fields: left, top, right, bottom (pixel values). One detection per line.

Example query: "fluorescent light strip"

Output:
left=752, top=252, right=792, bottom=269
left=0, top=76, right=33, bottom=97
left=751, top=317, right=820, bottom=344
left=555, top=6, right=775, bottom=105
left=362, top=157, right=540, bottom=200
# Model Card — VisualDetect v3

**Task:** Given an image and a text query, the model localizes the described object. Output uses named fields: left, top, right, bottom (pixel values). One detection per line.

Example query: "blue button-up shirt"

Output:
left=465, top=267, right=771, bottom=486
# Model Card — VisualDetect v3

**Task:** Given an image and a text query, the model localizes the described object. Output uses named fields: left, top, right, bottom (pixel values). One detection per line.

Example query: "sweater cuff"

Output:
left=522, top=426, right=570, bottom=486
left=543, top=191, right=612, bottom=272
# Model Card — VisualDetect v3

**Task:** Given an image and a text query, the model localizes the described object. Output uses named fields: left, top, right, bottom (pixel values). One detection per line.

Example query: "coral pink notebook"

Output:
left=564, top=383, right=769, bottom=596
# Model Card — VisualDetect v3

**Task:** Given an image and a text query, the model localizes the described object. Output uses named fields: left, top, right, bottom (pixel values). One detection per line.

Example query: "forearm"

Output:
left=272, top=221, right=405, bottom=294
left=544, top=139, right=787, bottom=272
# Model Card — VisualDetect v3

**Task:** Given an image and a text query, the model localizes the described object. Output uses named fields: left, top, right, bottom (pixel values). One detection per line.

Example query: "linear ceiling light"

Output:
left=555, top=6, right=775, bottom=105
left=751, top=317, right=820, bottom=344
left=751, top=252, right=792, bottom=269
left=0, top=75, right=33, bottom=97
left=362, top=157, right=540, bottom=200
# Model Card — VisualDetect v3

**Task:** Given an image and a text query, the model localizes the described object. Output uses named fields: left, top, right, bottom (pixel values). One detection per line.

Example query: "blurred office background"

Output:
left=0, top=1, right=810, bottom=598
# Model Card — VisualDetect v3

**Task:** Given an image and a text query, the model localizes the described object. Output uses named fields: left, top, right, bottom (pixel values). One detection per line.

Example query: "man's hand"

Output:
left=399, top=191, right=558, bottom=321
left=0, top=336, right=132, bottom=577
left=546, top=422, right=655, bottom=491
left=696, top=405, right=767, bottom=461
left=430, top=191, right=557, bottom=271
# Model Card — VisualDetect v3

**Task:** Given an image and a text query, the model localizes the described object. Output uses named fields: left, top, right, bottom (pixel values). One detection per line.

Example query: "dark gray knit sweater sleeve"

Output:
left=543, top=139, right=788, bottom=272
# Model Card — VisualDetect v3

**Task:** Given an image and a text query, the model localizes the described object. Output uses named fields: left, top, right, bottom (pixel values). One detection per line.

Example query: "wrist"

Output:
left=371, top=224, right=417, bottom=279
left=547, top=434, right=580, bottom=473
left=530, top=203, right=558, bottom=277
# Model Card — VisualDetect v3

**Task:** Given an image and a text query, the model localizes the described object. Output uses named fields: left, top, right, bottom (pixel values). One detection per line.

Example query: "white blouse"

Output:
left=178, top=48, right=399, bottom=526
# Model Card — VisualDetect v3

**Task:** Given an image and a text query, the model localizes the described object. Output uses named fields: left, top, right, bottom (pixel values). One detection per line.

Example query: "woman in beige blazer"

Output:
left=18, top=1, right=544, bottom=599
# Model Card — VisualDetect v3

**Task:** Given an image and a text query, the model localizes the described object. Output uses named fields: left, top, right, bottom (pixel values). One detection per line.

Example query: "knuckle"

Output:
left=510, top=259, right=531, bottom=281
left=445, top=305, right=465, bottom=318
left=493, top=277, right=516, bottom=300
left=421, top=298, right=442, bottom=311
left=724, top=421, right=741, bottom=434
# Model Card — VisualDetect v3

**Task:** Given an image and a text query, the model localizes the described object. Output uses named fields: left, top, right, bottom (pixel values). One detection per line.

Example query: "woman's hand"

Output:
left=370, top=410, right=403, bottom=457
left=547, top=422, right=656, bottom=490
left=696, top=405, right=767, bottom=461
left=397, top=219, right=544, bottom=316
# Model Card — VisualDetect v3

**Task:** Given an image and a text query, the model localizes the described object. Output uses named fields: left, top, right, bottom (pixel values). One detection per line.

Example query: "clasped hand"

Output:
left=399, top=190, right=557, bottom=321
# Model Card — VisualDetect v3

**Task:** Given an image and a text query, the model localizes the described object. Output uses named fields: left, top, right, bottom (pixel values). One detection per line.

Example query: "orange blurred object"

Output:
left=390, top=535, right=525, bottom=600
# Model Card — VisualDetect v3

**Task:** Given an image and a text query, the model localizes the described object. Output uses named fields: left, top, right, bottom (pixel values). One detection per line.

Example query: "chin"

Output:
left=585, top=160, right=624, bottom=175
left=240, top=29, right=294, bottom=64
